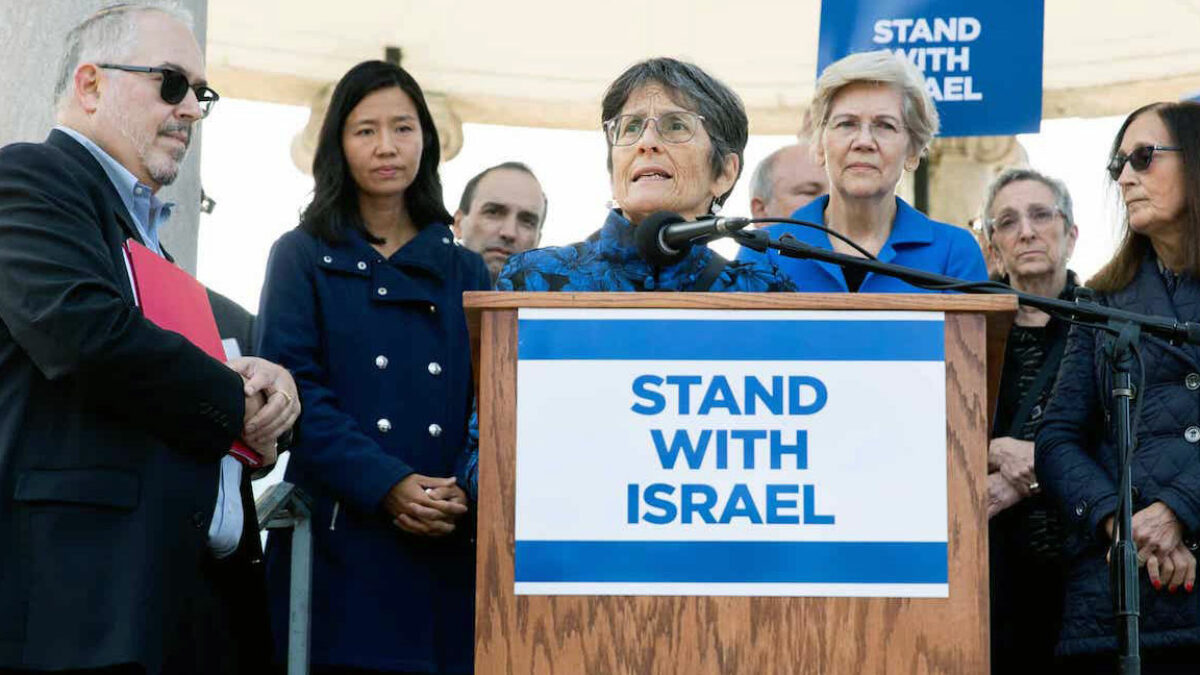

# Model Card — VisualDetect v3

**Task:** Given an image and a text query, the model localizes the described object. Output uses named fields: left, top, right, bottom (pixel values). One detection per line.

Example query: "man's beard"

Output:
left=111, top=108, right=191, bottom=186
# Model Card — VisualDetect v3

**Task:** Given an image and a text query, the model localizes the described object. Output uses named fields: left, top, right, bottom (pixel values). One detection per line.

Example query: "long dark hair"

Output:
left=300, top=60, right=451, bottom=244
left=1090, top=101, right=1200, bottom=291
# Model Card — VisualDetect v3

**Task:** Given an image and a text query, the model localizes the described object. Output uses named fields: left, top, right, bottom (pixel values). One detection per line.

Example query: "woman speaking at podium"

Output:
left=457, top=58, right=794, bottom=502
left=735, top=50, right=986, bottom=291
left=256, top=61, right=488, bottom=674
left=493, top=57, right=793, bottom=293
left=1038, top=101, right=1200, bottom=673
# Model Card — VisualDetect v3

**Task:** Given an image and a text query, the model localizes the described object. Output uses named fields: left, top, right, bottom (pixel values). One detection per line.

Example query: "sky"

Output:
left=196, top=98, right=1127, bottom=312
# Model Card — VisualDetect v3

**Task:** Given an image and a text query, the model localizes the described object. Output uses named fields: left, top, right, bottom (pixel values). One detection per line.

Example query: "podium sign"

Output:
left=514, top=308, right=948, bottom=598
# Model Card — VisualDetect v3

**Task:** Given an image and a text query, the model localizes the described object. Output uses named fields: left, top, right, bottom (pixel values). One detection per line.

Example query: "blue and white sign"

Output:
left=817, top=0, right=1044, bottom=136
left=514, top=309, right=948, bottom=598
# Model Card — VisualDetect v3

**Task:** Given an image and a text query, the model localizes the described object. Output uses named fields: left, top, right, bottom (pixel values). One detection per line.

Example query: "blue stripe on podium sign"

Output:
left=517, top=319, right=944, bottom=361
left=514, top=541, right=948, bottom=584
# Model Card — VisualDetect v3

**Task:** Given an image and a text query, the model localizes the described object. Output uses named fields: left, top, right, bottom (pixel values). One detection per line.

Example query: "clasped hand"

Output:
left=988, top=437, right=1037, bottom=497
left=987, top=437, right=1037, bottom=518
left=384, top=474, right=469, bottom=537
left=228, top=356, right=302, bottom=466
left=1106, top=501, right=1197, bottom=593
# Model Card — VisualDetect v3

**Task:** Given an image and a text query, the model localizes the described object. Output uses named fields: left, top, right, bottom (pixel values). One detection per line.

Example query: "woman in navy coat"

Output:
left=257, top=61, right=490, bottom=674
left=1037, top=102, right=1200, bottom=673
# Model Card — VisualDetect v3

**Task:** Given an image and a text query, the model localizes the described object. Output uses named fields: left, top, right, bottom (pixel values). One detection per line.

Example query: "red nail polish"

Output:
left=1188, top=582, right=1194, bottom=593
left=1153, top=579, right=1162, bottom=590
left=1170, top=585, right=1178, bottom=594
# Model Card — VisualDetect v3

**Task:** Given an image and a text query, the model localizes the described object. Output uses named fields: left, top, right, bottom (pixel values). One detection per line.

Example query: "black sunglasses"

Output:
left=98, top=64, right=219, bottom=117
left=1107, top=144, right=1181, bottom=181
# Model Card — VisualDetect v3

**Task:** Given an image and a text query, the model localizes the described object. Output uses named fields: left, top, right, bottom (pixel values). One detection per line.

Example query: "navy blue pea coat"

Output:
left=1037, top=252, right=1200, bottom=656
left=257, top=222, right=490, bottom=673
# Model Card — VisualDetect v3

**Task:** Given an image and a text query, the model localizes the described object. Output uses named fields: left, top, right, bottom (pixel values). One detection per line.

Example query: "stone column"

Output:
left=0, top=0, right=208, bottom=274
left=925, top=135, right=1028, bottom=228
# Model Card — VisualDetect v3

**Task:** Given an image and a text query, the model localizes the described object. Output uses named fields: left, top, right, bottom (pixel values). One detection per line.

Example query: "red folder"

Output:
left=124, top=239, right=263, bottom=467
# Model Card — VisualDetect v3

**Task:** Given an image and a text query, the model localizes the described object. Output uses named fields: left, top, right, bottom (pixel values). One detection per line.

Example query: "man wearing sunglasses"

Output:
left=0, top=3, right=293, bottom=674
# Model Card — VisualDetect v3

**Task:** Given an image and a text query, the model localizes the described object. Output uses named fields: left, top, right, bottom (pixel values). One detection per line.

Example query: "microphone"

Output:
left=634, top=211, right=752, bottom=266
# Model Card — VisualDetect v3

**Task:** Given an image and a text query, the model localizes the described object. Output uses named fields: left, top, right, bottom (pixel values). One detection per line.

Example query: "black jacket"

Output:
left=1037, top=253, right=1200, bottom=655
left=0, top=130, right=249, bottom=672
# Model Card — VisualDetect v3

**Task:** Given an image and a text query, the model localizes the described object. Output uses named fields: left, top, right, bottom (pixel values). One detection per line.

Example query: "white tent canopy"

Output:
left=208, top=0, right=1200, bottom=135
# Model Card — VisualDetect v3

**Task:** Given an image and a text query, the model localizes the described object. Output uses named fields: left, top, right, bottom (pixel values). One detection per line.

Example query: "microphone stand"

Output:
left=731, top=226, right=1200, bottom=675
left=1107, top=323, right=1142, bottom=675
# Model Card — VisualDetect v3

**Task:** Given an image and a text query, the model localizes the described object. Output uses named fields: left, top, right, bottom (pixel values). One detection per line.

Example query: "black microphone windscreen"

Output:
left=634, top=211, right=689, bottom=267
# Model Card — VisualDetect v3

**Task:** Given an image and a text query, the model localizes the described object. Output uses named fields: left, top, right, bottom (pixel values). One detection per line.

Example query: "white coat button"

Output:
left=428, top=362, right=442, bottom=376
left=378, top=287, right=388, bottom=296
left=322, top=255, right=333, bottom=264
left=377, top=418, right=392, bottom=433
left=428, top=304, right=436, bottom=314
left=1186, top=426, right=1200, bottom=443
left=375, top=355, right=389, bottom=369
left=442, top=237, right=451, bottom=244
left=357, top=261, right=368, bottom=271
left=1187, top=373, right=1200, bottom=390
left=428, top=423, right=442, bottom=438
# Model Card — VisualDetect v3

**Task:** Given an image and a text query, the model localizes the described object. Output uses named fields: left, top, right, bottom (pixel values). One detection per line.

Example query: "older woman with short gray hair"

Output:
left=982, top=167, right=1079, bottom=674
left=496, top=57, right=794, bottom=292
left=737, top=50, right=986, bottom=292
left=457, top=59, right=795, bottom=507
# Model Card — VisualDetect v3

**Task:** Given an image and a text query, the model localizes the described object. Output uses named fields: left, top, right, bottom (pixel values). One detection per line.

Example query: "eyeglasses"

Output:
left=1107, top=145, right=1181, bottom=181
left=986, top=205, right=1063, bottom=237
left=603, top=112, right=706, bottom=146
left=826, top=116, right=905, bottom=143
left=98, top=64, right=219, bottom=118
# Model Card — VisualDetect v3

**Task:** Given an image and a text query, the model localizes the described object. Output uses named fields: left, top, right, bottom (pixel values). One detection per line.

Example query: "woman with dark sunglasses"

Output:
left=1037, top=101, right=1200, bottom=673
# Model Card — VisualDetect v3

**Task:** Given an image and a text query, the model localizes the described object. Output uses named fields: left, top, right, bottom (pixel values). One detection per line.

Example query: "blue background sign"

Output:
left=817, top=0, right=1044, bottom=137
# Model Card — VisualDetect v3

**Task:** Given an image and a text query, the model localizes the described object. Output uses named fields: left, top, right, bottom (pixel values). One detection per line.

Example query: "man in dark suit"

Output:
left=0, top=3, right=300, bottom=673
left=209, top=289, right=257, bottom=360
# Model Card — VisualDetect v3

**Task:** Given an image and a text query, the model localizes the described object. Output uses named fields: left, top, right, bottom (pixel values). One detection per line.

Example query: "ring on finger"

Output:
left=275, top=390, right=294, bottom=406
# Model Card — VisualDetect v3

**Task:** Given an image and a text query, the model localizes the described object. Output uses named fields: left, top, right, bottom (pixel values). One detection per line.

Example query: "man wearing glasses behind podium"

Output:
left=0, top=3, right=298, bottom=673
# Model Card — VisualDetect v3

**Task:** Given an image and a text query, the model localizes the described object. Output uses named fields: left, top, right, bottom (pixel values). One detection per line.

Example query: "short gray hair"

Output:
left=750, top=145, right=788, bottom=202
left=54, top=2, right=194, bottom=111
left=601, top=57, right=748, bottom=207
left=810, top=50, right=939, bottom=159
left=982, top=167, right=1075, bottom=237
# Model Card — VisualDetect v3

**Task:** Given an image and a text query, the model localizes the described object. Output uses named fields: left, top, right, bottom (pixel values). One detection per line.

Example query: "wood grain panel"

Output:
left=465, top=291, right=1017, bottom=313
left=474, top=305, right=998, bottom=675
left=476, top=309, right=519, bottom=671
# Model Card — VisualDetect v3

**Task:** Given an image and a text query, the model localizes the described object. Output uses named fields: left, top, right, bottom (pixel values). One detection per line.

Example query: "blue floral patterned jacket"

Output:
left=456, top=209, right=796, bottom=498
left=496, top=209, right=797, bottom=292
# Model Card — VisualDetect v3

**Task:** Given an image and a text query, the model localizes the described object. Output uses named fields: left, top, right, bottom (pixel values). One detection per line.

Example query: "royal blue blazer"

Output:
left=735, top=195, right=987, bottom=292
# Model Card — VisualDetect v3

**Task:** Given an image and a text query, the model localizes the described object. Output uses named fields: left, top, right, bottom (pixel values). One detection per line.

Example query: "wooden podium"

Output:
left=465, top=292, right=1016, bottom=675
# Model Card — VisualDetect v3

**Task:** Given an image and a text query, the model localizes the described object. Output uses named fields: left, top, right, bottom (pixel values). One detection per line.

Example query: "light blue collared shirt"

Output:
left=55, top=125, right=171, bottom=255
left=56, top=125, right=243, bottom=558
